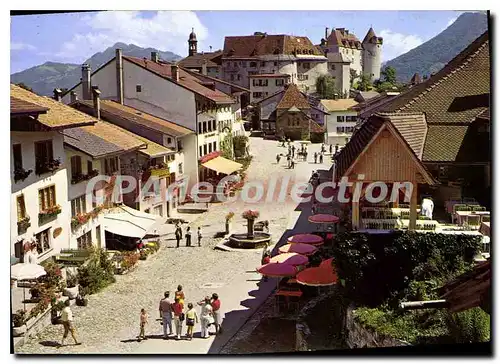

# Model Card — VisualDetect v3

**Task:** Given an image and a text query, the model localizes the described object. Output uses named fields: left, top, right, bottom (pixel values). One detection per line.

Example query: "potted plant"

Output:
left=12, top=309, right=27, bottom=336
left=139, top=250, right=148, bottom=260
left=63, top=272, right=79, bottom=299
left=225, top=212, right=235, bottom=234
left=29, top=284, right=43, bottom=301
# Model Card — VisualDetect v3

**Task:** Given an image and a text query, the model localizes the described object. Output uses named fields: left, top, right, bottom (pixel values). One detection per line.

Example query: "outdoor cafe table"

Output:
left=454, top=211, right=490, bottom=226
left=308, top=214, right=339, bottom=232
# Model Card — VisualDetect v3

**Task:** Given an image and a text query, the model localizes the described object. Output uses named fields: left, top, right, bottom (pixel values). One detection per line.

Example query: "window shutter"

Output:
left=71, top=200, right=76, bottom=217
left=87, top=160, right=93, bottom=174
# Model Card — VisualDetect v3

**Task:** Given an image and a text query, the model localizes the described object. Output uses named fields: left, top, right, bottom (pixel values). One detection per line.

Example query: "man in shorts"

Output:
left=60, top=300, right=81, bottom=347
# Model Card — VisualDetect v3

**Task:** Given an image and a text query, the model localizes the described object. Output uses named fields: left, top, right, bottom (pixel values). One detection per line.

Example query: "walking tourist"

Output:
left=276, top=154, right=281, bottom=164
left=286, top=154, right=291, bottom=168
left=59, top=300, right=81, bottom=347
left=314, top=152, right=318, bottom=163
left=197, top=226, right=202, bottom=247
left=175, top=224, right=182, bottom=248
left=211, top=293, right=223, bottom=335
left=321, top=144, right=325, bottom=153
left=185, top=303, right=198, bottom=340
left=172, top=297, right=184, bottom=340
left=319, top=153, right=324, bottom=164
left=137, top=308, right=148, bottom=342
left=291, top=158, right=295, bottom=169
left=312, top=200, right=318, bottom=215
left=198, top=296, right=214, bottom=339
left=159, top=291, right=173, bottom=339
left=185, top=226, right=192, bottom=247
left=329, top=144, right=333, bottom=154
left=175, top=285, right=185, bottom=307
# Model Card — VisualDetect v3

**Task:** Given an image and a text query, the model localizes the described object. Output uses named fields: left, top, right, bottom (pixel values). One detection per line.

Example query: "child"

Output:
left=197, top=227, right=202, bottom=247
left=138, top=308, right=148, bottom=341
left=185, top=303, right=199, bottom=340
left=175, top=285, right=185, bottom=307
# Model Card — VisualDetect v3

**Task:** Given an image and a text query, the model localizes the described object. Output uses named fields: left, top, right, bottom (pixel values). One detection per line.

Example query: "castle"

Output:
left=319, top=27, right=383, bottom=83
left=179, top=26, right=383, bottom=101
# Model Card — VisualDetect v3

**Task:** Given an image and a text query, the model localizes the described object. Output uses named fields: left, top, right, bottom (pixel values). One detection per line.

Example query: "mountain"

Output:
left=11, top=42, right=182, bottom=96
left=384, top=12, right=488, bottom=83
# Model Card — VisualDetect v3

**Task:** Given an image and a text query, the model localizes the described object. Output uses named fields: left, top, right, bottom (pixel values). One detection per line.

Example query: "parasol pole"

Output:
left=23, top=286, right=26, bottom=312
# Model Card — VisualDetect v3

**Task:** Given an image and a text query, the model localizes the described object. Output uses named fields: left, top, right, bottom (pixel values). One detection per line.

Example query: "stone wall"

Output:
left=345, top=305, right=410, bottom=349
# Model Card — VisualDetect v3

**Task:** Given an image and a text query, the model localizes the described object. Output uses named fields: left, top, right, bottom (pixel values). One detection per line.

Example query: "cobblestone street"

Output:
left=16, top=137, right=333, bottom=354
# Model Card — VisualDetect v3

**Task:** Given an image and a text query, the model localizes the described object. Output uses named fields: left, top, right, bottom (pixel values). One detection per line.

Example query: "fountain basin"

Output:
left=228, top=232, right=271, bottom=249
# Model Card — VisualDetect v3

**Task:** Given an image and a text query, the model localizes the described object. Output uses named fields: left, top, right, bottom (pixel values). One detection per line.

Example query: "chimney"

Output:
left=53, top=88, right=62, bottom=102
left=201, top=60, right=208, bottom=76
left=115, top=48, right=124, bottom=104
left=171, top=64, right=179, bottom=82
left=92, top=86, right=101, bottom=120
left=209, top=45, right=212, bottom=52
left=81, top=64, right=91, bottom=100
left=325, top=27, right=329, bottom=39
left=70, top=91, right=78, bottom=103
left=151, top=51, right=159, bottom=63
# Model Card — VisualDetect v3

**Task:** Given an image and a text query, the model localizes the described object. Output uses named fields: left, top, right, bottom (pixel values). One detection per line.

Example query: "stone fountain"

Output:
left=228, top=210, right=271, bottom=249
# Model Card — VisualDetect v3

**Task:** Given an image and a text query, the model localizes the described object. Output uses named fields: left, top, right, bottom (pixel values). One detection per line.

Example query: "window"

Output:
left=237, top=74, right=241, bottom=81
left=302, top=62, right=310, bottom=70
left=230, top=74, right=235, bottom=81
left=71, top=195, right=87, bottom=217
left=104, top=157, right=119, bottom=175
left=260, top=61, right=265, bottom=67
left=276, top=79, right=284, bottom=87
left=17, top=194, right=26, bottom=221
left=35, top=228, right=51, bottom=254
left=250, top=62, right=257, bottom=68
left=233, top=62, right=237, bottom=67
left=136, top=85, right=142, bottom=92
left=208, top=143, right=212, bottom=154
left=39, top=185, right=56, bottom=211
left=207, top=120, right=212, bottom=132
left=213, top=141, right=217, bottom=151
left=252, top=92, right=263, bottom=99
left=71, top=155, right=82, bottom=179
left=167, top=137, right=172, bottom=144
left=13, top=144, right=22, bottom=170
left=337, top=127, right=345, bottom=133
left=331, top=64, right=336, bottom=70
left=177, top=140, right=183, bottom=151
left=337, top=116, right=345, bottom=122
left=203, top=121, right=207, bottom=133
left=199, top=146, right=203, bottom=156
left=34, top=140, right=54, bottom=165
left=77, top=230, right=92, bottom=250
left=203, top=144, right=208, bottom=155
left=212, top=120, right=216, bottom=131
left=178, top=163, right=183, bottom=174
left=274, top=62, right=278, bottom=66
left=252, top=79, right=257, bottom=87
left=198, top=122, right=202, bottom=134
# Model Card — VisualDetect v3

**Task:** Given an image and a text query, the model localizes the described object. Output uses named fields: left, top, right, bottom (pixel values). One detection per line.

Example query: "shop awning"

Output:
left=202, top=156, right=242, bottom=175
left=103, top=205, right=159, bottom=239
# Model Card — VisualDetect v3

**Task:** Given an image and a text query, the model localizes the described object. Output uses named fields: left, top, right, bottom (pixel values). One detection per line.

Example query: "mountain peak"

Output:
left=384, top=11, right=488, bottom=82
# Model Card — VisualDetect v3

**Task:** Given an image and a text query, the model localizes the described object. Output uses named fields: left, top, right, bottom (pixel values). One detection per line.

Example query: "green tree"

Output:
left=316, top=74, right=338, bottom=99
left=381, top=66, right=397, bottom=84
left=350, top=69, right=359, bottom=87
left=356, top=74, right=372, bottom=91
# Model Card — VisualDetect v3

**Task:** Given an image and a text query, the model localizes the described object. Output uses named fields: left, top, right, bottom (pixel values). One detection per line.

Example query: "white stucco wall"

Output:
left=11, top=131, right=71, bottom=261
left=297, top=60, right=328, bottom=93
left=250, top=77, right=286, bottom=103
left=362, top=43, right=382, bottom=81
left=325, top=110, right=358, bottom=146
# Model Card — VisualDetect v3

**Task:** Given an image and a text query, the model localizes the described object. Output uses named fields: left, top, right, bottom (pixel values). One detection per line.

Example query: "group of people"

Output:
left=143, top=285, right=222, bottom=342
left=174, top=223, right=203, bottom=248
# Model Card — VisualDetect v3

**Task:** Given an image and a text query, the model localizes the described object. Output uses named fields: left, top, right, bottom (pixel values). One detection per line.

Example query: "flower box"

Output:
left=39, top=205, right=62, bottom=224
left=242, top=210, right=260, bottom=220
left=71, top=205, right=104, bottom=230
left=14, top=167, right=32, bottom=183
left=17, top=216, right=31, bottom=234
left=36, top=158, right=61, bottom=176
left=71, top=169, right=99, bottom=184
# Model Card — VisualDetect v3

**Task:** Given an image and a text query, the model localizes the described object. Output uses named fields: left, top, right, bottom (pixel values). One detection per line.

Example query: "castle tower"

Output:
left=361, top=27, right=383, bottom=82
left=188, top=28, right=198, bottom=57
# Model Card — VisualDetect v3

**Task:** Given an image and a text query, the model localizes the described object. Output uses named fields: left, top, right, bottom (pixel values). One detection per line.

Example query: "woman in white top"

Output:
left=198, top=296, right=213, bottom=339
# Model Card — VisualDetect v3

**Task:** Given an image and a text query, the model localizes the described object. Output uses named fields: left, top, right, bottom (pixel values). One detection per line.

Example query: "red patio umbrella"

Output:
left=287, top=233, right=324, bottom=246
left=319, top=258, right=334, bottom=270
left=296, top=266, right=338, bottom=286
left=270, top=252, right=309, bottom=266
left=279, top=243, right=318, bottom=256
left=256, top=263, right=298, bottom=278
left=308, top=214, right=340, bottom=224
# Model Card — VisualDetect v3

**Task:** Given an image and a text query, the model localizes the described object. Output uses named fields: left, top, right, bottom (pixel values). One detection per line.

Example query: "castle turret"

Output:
left=362, top=27, right=383, bottom=82
left=188, top=28, right=198, bottom=57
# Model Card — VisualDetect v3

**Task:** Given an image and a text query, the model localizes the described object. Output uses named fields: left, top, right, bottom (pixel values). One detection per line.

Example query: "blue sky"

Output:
left=10, top=10, right=466, bottom=74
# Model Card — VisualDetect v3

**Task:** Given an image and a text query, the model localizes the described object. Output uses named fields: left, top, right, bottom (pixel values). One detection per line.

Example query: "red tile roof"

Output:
left=178, top=51, right=223, bottom=68
left=223, top=34, right=323, bottom=58
left=327, top=28, right=362, bottom=49
left=123, top=56, right=235, bottom=104
left=276, top=84, right=311, bottom=109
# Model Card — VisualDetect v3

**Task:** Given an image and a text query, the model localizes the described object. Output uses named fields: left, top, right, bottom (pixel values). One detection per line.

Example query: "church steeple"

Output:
left=188, top=28, right=198, bottom=56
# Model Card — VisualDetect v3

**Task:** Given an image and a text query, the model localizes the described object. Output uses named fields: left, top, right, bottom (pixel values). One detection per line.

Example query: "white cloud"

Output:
left=11, top=42, right=36, bottom=51
left=54, top=11, right=207, bottom=62
left=379, top=29, right=424, bottom=62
